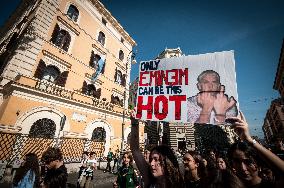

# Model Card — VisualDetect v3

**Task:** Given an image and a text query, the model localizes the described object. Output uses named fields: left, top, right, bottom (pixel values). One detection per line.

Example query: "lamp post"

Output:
left=121, top=50, right=136, bottom=154
left=55, top=115, right=66, bottom=148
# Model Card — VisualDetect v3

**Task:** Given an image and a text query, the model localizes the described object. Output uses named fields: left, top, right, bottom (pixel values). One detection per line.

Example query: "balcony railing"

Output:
left=2, top=75, right=126, bottom=114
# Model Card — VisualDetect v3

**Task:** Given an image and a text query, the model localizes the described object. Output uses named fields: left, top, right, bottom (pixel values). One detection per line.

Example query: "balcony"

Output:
left=1, top=75, right=126, bottom=115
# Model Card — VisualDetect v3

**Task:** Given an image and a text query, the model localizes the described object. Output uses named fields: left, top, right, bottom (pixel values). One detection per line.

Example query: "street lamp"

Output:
left=121, top=50, right=137, bottom=154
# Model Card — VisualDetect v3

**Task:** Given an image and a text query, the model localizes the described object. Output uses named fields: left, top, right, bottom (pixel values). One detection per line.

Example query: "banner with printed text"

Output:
left=135, top=50, right=239, bottom=125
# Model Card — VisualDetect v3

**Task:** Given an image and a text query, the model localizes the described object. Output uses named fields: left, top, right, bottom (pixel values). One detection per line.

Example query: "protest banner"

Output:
left=135, top=50, right=239, bottom=125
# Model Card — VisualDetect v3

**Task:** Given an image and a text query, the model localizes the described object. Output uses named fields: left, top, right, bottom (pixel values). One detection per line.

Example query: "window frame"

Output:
left=67, top=4, right=79, bottom=22
left=42, top=65, right=61, bottom=83
left=119, top=50, right=124, bottom=61
left=98, top=31, right=106, bottom=46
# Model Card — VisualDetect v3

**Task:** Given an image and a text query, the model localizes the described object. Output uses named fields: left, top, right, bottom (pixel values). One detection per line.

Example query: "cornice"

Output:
left=91, top=0, right=136, bottom=46
left=42, top=50, right=72, bottom=68
left=57, top=16, right=80, bottom=35
left=115, top=61, right=126, bottom=72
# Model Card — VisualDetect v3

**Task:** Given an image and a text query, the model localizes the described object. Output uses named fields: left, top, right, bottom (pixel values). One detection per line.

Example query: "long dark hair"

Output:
left=123, top=151, right=134, bottom=166
left=13, top=153, right=40, bottom=187
left=150, top=145, right=183, bottom=187
left=184, top=151, right=207, bottom=180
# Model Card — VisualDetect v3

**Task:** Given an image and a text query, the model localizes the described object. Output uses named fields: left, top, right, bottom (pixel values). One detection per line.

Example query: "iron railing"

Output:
left=0, top=132, right=105, bottom=164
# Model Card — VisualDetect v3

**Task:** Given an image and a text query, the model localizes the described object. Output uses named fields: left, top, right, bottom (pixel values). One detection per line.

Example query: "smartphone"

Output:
left=225, top=118, right=238, bottom=125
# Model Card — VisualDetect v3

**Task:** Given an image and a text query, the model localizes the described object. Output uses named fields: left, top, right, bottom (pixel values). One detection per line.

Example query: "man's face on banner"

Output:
left=197, top=73, right=221, bottom=92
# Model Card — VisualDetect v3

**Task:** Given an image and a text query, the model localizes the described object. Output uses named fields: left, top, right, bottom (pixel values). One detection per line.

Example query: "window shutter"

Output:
left=95, top=88, right=101, bottom=99
left=56, top=71, right=69, bottom=87
left=111, top=94, right=114, bottom=103
left=89, top=50, right=94, bottom=67
left=114, top=68, right=117, bottom=81
left=34, top=60, right=46, bottom=79
left=121, top=74, right=126, bottom=87
left=119, top=99, right=124, bottom=107
left=62, top=33, right=71, bottom=51
left=50, top=24, right=60, bottom=44
left=82, top=81, right=87, bottom=94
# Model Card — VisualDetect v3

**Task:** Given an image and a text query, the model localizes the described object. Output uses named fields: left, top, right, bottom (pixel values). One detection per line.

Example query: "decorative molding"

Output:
left=42, top=50, right=72, bottom=68
left=63, top=131, right=88, bottom=138
left=85, top=73, right=103, bottom=85
left=115, top=61, right=126, bottom=72
left=57, top=16, right=80, bottom=36
left=91, top=0, right=136, bottom=46
left=92, top=43, right=106, bottom=55
left=0, top=124, right=22, bottom=133
left=112, top=88, right=123, bottom=96
left=71, top=112, right=87, bottom=122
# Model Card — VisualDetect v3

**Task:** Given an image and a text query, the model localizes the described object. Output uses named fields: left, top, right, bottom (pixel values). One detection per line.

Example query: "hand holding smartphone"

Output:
left=225, top=118, right=238, bottom=125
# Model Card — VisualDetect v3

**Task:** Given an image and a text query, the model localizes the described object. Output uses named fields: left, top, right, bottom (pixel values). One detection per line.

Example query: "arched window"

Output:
left=119, top=50, right=124, bottom=61
left=42, top=65, right=60, bottom=82
left=50, top=25, right=71, bottom=52
left=115, top=69, right=122, bottom=85
left=29, top=118, right=56, bottom=139
left=98, top=31, right=105, bottom=46
left=91, top=127, right=106, bottom=142
left=67, top=4, right=79, bottom=22
left=111, top=94, right=123, bottom=106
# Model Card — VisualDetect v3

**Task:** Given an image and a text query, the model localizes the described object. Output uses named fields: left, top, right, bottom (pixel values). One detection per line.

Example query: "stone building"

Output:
left=0, top=0, right=144, bottom=163
left=263, top=40, right=284, bottom=144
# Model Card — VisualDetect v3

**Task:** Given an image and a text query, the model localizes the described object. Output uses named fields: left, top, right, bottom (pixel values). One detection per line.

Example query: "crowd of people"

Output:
left=11, top=147, right=68, bottom=188
left=5, top=110, right=284, bottom=188
left=129, top=111, right=284, bottom=188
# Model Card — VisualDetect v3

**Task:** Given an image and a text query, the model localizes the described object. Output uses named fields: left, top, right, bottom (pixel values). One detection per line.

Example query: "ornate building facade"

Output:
left=263, top=40, right=284, bottom=144
left=0, top=0, right=144, bottom=163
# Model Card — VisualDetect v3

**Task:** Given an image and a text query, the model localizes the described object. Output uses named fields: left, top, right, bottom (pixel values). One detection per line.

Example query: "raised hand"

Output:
left=197, top=91, right=215, bottom=123
left=229, top=111, right=252, bottom=142
left=213, top=85, right=236, bottom=115
left=197, top=91, right=215, bottom=113
left=130, top=108, right=140, bottom=127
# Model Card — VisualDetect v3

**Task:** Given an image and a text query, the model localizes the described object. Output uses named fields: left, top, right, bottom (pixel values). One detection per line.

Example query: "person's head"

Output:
left=41, top=169, right=67, bottom=188
left=13, top=153, right=40, bottom=187
left=202, top=158, right=208, bottom=167
left=82, top=151, right=89, bottom=159
left=274, top=137, right=283, bottom=149
left=183, top=151, right=207, bottom=179
left=22, top=153, right=39, bottom=170
left=208, top=150, right=216, bottom=161
left=89, top=152, right=96, bottom=159
left=122, top=151, right=133, bottom=166
left=228, top=142, right=260, bottom=183
left=216, top=156, right=227, bottom=170
left=183, top=152, right=199, bottom=172
left=197, top=70, right=221, bottom=92
left=149, top=145, right=183, bottom=186
left=42, top=147, right=63, bottom=169
left=260, top=167, right=274, bottom=182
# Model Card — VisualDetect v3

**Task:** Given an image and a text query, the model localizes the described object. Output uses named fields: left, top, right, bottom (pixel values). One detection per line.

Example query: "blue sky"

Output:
left=1, top=0, right=283, bottom=138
